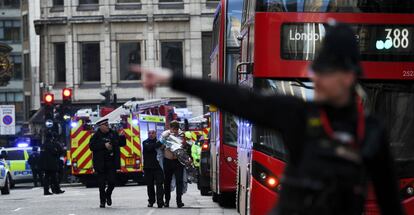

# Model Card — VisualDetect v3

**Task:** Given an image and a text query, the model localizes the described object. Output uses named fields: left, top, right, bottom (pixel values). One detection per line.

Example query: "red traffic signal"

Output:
left=62, top=88, right=72, bottom=100
left=44, top=93, right=54, bottom=105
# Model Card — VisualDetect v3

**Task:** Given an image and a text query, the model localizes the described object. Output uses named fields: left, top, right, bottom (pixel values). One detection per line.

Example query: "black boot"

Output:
left=177, top=195, right=184, bottom=208
left=44, top=191, right=53, bottom=195
left=100, top=200, right=106, bottom=208
left=164, top=200, right=169, bottom=208
left=106, top=195, right=112, bottom=206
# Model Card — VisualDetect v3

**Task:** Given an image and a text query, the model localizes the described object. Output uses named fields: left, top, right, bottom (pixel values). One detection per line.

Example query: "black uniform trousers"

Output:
left=144, top=168, right=164, bottom=205
left=43, top=170, right=58, bottom=193
left=32, top=169, right=43, bottom=187
left=97, top=161, right=117, bottom=204
left=163, top=158, right=184, bottom=204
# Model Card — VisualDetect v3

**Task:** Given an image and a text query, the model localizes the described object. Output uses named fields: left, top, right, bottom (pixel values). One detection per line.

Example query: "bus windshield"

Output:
left=362, top=82, right=414, bottom=164
left=255, top=79, right=414, bottom=173
left=256, top=0, right=414, bottom=13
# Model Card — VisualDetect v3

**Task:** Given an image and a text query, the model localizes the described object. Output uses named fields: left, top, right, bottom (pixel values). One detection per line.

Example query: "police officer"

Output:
left=143, top=130, right=164, bottom=208
left=161, top=121, right=185, bottom=208
left=41, top=134, right=65, bottom=195
left=131, top=22, right=404, bottom=215
left=28, top=146, right=42, bottom=187
left=89, top=118, right=126, bottom=208
left=191, top=135, right=202, bottom=169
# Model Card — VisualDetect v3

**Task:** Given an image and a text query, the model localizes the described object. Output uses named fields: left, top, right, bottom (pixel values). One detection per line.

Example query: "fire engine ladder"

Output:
left=96, top=99, right=169, bottom=124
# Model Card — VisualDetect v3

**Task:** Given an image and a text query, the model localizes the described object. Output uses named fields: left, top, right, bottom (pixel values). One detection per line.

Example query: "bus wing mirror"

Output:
left=236, top=62, right=254, bottom=84
left=208, top=105, right=218, bottom=113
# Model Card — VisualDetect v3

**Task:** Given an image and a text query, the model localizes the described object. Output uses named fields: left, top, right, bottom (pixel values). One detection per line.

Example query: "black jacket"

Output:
left=89, top=129, right=126, bottom=173
left=40, top=141, right=64, bottom=171
left=171, top=76, right=404, bottom=215
left=28, top=153, right=41, bottom=170
left=143, top=138, right=162, bottom=169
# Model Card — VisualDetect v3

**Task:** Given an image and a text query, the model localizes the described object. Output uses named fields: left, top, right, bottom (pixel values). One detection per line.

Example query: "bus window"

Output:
left=362, top=82, right=414, bottom=176
left=256, top=0, right=414, bottom=13
left=223, top=113, right=238, bottom=147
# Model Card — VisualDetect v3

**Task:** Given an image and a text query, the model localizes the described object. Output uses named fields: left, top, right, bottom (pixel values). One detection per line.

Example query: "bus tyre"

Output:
left=1, top=174, right=11, bottom=195
left=218, top=192, right=236, bottom=208
left=200, top=187, right=211, bottom=196
left=212, top=192, right=219, bottom=202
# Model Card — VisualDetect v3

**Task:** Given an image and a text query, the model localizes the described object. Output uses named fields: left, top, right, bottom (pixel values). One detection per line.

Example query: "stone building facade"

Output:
left=35, top=0, right=218, bottom=116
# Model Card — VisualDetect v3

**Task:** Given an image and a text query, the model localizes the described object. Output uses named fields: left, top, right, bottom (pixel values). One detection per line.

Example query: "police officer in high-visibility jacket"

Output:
left=89, top=118, right=126, bottom=208
left=191, top=135, right=202, bottom=168
left=131, top=22, right=404, bottom=215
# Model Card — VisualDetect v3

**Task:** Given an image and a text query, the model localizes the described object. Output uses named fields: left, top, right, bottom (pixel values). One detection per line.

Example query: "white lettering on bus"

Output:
left=289, top=29, right=322, bottom=41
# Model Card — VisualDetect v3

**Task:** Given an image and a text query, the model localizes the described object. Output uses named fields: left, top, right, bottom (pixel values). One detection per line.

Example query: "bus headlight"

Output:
left=407, top=186, right=414, bottom=196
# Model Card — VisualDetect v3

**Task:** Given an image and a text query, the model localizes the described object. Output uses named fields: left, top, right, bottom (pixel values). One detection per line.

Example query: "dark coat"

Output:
left=28, top=153, right=41, bottom=170
left=171, top=76, right=404, bottom=215
left=89, top=129, right=126, bottom=173
left=40, top=141, right=64, bottom=171
left=143, top=138, right=162, bottom=169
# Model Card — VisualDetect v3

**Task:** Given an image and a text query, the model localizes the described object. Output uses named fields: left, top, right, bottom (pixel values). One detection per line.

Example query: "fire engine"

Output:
left=70, top=99, right=171, bottom=186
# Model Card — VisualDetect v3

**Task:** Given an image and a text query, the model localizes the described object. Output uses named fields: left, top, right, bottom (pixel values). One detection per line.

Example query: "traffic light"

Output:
left=61, top=88, right=73, bottom=121
left=62, top=88, right=72, bottom=101
left=43, top=93, right=55, bottom=129
left=100, top=90, right=111, bottom=106
left=44, top=93, right=54, bottom=106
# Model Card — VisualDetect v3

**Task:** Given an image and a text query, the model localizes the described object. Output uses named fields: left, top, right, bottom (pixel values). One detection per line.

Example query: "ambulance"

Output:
left=0, top=148, right=11, bottom=194
left=70, top=99, right=172, bottom=186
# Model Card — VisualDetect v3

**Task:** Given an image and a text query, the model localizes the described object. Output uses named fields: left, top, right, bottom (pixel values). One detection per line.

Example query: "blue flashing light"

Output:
left=132, top=119, right=139, bottom=125
left=17, top=143, right=29, bottom=148
left=71, top=122, right=78, bottom=128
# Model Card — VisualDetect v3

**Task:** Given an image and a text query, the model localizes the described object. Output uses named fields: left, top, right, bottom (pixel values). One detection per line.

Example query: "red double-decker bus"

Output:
left=236, top=1, right=414, bottom=215
left=209, top=0, right=244, bottom=206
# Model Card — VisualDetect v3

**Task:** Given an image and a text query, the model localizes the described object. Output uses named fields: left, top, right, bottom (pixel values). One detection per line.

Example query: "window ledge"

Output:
left=78, top=83, right=102, bottom=89
left=116, top=82, right=142, bottom=88
left=158, top=2, right=184, bottom=10
left=53, top=82, right=66, bottom=88
left=77, top=4, right=99, bottom=11
left=115, top=3, right=142, bottom=10
left=50, top=6, right=64, bottom=13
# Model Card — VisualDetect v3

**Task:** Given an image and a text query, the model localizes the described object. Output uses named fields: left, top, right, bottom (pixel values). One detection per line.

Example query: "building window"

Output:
left=54, top=43, right=66, bottom=83
left=159, top=0, right=184, bottom=9
left=0, top=0, right=20, bottom=9
left=11, top=54, right=22, bottom=80
left=53, top=0, right=64, bottom=6
left=22, top=15, right=28, bottom=41
left=23, top=53, right=30, bottom=81
left=161, top=41, right=183, bottom=76
left=201, top=32, right=212, bottom=80
left=0, top=20, right=21, bottom=43
left=80, top=42, right=100, bottom=82
left=119, top=42, right=141, bottom=81
left=79, top=0, right=98, bottom=4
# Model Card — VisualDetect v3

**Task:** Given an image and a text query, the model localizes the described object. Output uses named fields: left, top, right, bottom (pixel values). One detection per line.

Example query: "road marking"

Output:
left=145, top=209, right=155, bottom=215
left=31, top=187, right=40, bottom=191
left=13, top=208, right=21, bottom=212
left=68, top=214, right=76, bottom=215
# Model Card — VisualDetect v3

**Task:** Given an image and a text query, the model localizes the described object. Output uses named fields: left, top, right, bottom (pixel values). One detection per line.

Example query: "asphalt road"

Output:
left=0, top=183, right=237, bottom=215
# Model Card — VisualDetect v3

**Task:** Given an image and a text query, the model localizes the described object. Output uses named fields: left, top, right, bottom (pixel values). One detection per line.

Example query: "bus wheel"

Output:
left=1, top=174, right=11, bottom=195
left=218, top=192, right=236, bottom=208
left=212, top=192, right=219, bottom=202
